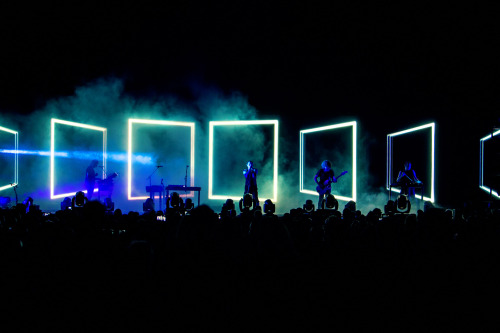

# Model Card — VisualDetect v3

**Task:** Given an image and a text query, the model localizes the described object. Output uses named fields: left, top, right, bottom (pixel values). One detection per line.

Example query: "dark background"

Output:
left=0, top=2, right=498, bottom=209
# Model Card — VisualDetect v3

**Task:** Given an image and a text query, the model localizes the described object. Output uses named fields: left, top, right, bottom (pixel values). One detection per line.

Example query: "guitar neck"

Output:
left=335, top=171, right=347, bottom=180
left=324, top=172, right=346, bottom=185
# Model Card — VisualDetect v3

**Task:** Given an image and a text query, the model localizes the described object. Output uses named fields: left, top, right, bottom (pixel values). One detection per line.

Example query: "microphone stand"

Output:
left=148, top=166, right=161, bottom=189
left=12, top=184, right=18, bottom=206
left=184, top=165, right=189, bottom=195
left=147, top=166, right=163, bottom=211
left=97, top=166, right=105, bottom=179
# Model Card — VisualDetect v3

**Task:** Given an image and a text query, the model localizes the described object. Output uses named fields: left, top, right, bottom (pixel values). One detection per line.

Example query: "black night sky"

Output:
left=0, top=2, right=499, bottom=209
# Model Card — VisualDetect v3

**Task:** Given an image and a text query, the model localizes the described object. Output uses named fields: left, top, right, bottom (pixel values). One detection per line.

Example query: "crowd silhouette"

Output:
left=1, top=194, right=499, bottom=330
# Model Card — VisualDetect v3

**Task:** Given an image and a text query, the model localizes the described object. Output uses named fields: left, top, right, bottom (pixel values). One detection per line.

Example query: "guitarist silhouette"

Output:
left=314, top=160, right=348, bottom=209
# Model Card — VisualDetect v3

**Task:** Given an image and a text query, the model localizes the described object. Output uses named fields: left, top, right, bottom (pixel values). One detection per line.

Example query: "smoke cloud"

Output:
left=0, top=77, right=394, bottom=215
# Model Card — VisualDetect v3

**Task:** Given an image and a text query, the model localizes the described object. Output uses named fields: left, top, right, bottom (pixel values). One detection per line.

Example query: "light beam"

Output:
left=209, top=120, right=279, bottom=202
left=127, top=119, right=195, bottom=200
left=386, top=122, right=435, bottom=202
left=0, top=125, right=18, bottom=192
left=50, top=118, right=107, bottom=199
left=479, top=128, right=500, bottom=198
left=299, top=121, right=357, bottom=202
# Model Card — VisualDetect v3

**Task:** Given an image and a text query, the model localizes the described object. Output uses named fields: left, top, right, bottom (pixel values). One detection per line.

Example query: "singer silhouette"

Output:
left=243, top=160, right=259, bottom=207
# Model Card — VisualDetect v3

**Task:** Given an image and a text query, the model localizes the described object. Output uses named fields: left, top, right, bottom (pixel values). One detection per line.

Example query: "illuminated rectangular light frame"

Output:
left=209, top=120, right=279, bottom=202
left=0, top=125, right=19, bottom=192
left=299, top=121, right=357, bottom=202
left=479, top=129, right=500, bottom=198
left=51, top=118, right=107, bottom=199
left=128, top=119, right=195, bottom=200
left=386, top=122, right=435, bottom=202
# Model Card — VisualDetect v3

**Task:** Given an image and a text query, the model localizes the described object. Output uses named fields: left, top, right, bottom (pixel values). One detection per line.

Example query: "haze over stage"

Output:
left=0, top=2, right=498, bottom=212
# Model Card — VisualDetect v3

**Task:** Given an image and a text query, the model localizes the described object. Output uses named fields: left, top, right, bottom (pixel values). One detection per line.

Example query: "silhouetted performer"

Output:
left=85, top=159, right=99, bottom=200
left=314, top=160, right=336, bottom=209
left=243, top=161, right=259, bottom=207
left=396, top=161, right=421, bottom=198
left=315, top=160, right=348, bottom=209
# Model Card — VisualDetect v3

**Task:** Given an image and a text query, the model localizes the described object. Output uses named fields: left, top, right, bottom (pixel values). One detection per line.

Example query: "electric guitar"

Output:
left=316, top=171, right=348, bottom=196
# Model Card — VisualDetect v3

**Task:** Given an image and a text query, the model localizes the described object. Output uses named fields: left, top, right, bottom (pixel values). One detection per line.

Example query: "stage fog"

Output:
left=1, top=78, right=413, bottom=215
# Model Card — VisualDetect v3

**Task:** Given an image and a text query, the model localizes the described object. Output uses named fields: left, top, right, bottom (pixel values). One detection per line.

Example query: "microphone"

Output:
left=157, top=165, right=163, bottom=168
left=186, top=165, right=190, bottom=168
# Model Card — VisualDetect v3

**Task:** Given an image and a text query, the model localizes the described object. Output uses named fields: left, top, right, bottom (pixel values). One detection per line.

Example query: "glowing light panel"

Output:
left=0, top=125, right=18, bottom=192
left=386, top=122, right=435, bottom=202
left=479, top=128, right=500, bottom=198
left=51, top=119, right=107, bottom=199
left=209, top=120, right=279, bottom=202
left=128, top=119, right=195, bottom=200
left=300, top=121, right=357, bottom=202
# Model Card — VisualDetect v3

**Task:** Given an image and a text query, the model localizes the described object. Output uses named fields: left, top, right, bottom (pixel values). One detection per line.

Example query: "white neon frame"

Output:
left=386, top=122, right=435, bottom=202
left=300, top=121, right=357, bottom=202
left=208, top=120, right=279, bottom=202
left=479, top=128, right=500, bottom=198
left=127, top=119, right=195, bottom=200
left=0, top=125, right=18, bottom=192
left=50, top=118, right=107, bottom=199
